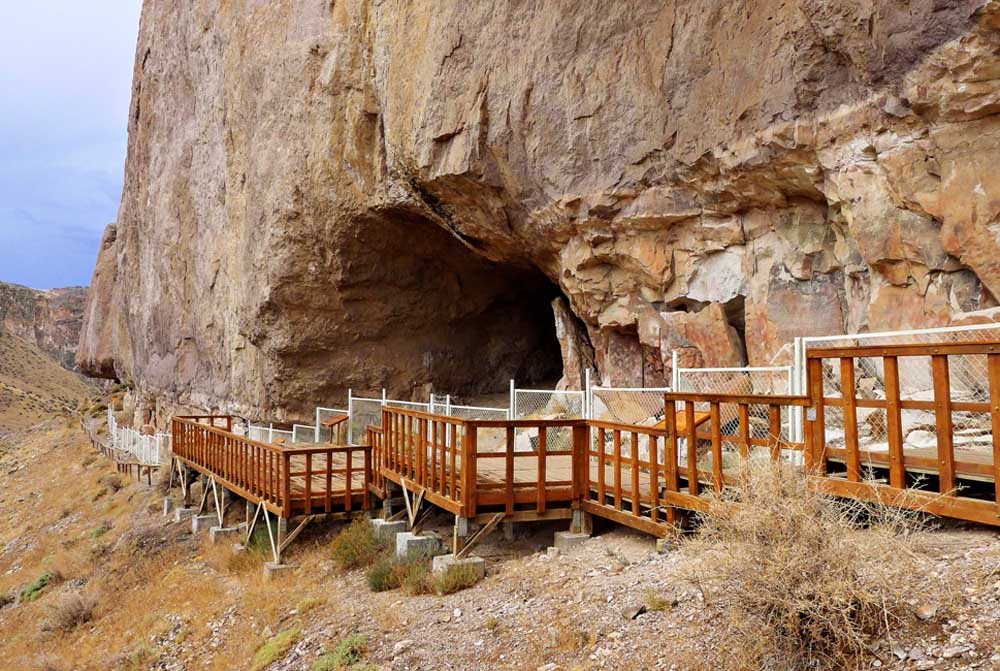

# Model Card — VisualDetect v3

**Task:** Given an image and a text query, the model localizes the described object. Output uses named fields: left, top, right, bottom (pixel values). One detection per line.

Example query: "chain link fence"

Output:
left=589, top=386, right=670, bottom=426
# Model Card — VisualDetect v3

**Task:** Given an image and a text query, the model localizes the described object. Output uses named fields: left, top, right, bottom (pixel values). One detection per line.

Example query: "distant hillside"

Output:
left=0, top=281, right=87, bottom=369
left=0, top=329, right=94, bottom=434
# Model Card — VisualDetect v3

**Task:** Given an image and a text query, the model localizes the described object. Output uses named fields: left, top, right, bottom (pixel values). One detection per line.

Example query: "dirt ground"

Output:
left=1, top=417, right=999, bottom=671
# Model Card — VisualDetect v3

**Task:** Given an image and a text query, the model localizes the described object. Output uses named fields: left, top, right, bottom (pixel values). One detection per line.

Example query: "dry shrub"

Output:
left=435, top=562, right=481, bottom=595
left=394, top=558, right=434, bottom=596
left=678, top=459, right=928, bottom=671
left=41, top=592, right=97, bottom=633
left=330, top=519, right=384, bottom=571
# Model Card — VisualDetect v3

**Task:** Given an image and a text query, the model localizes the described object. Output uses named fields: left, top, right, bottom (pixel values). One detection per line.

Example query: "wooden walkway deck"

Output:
left=172, top=418, right=372, bottom=519
left=169, top=340, right=1000, bottom=556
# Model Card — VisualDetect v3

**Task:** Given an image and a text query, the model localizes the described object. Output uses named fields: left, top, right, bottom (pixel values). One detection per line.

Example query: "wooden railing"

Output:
left=580, top=419, right=674, bottom=537
left=378, top=407, right=588, bottom=517
left=806, top=341, right=1000, bottom=526
left=172, top=417, right=371, bottom=518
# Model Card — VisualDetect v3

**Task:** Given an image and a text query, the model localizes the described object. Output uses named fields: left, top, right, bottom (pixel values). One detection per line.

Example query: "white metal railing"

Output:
left=107, top=406, right=169, bottom=466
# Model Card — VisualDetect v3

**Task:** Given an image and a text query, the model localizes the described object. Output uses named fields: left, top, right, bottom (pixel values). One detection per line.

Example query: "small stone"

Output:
left=392, top=639, right=414, bottom=657
left=942, top=645, right=971, bottom=659
left=891, top=644, right=907, bottom=660
left=909, top=648, right=926, bottom=661
left=537, top=664, right=560, bottom=671
left=915, top=604, right=938, bottom=621
left=622, top=603, right=647, bottom=620
left=453, top=608, right=462, bottom=619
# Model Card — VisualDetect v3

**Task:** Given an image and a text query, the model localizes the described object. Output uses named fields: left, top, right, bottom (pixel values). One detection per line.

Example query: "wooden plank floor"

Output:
left=826, top=445, right=996, bottom=483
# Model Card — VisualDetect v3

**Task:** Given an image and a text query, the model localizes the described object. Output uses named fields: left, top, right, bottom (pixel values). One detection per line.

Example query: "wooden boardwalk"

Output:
left=170, top=340, right=1000, bottom=558
left=172, top=418, right=372, bottom=519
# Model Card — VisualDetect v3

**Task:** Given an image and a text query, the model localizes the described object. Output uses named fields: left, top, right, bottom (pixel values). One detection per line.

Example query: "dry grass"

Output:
left=41, top=592, right=97, bottom=633
left=330, top=518, right=385, bottom=571
left=677, top=459, right=932, bottom=671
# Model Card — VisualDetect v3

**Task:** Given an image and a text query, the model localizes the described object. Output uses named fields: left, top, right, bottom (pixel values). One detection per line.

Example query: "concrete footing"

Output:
left=173, top=507, right=195, bottom=523
left=432, top=554, right=486, bottom=580
left=371, top=519, right=407, bottom=544
left=163, top=497, right=175, bottom=516
left=209, top=524, right=246, bottom=544
left=191, top=514, right=217, bottom=533
left=395, top=531, right=443, bottom=560
left=554, top=531, right=590, bottom=553
left=263, top=562, right=296, bottom=581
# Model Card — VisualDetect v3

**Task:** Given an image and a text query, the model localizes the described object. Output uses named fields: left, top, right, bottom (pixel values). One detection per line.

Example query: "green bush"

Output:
left=394, top=559, right=434, bottom=596
left=365, top=556, right=399, bottom=592
left=331, top=519, right=384, bottom=571
left=435, top=563, right=481, bottom=595
left=252, top=627, right=302, bottom=671
left=19, top=572, right=55, bottom=603
left=311, top=634, right=368, bottom=671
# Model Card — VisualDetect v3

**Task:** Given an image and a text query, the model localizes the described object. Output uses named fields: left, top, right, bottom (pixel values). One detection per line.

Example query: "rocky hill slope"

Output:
left=0, top=330, right=94, bottom=435
left=79, top=0, right=1000, bottom=418
left=1, top=420, right=997, bottom=670
left=0, top=281, right=87, bottom=370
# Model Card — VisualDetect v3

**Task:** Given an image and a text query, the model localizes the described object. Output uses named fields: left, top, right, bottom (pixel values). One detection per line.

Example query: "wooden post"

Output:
left=537, top=426, right=547, bottom=513
left=932, top=354, right=955, bottom=493
left=841, top=357, right=861, bottom=482
left=505, top=426, right=515, bottom=514
left=463, top=423, right=477, bottom=517
left=884, top=355, right=905, bottom=490
left=807, top=357, right=827, bottom=475
left=710, top=402, right=723, bottom=492
left=685, top=401, right=699, bottom=497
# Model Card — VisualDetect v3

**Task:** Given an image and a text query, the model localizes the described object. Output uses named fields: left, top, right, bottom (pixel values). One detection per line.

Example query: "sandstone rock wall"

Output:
left=79, top=0, right=1000, bottom=418
left=0, top=281, right=87, bottom=370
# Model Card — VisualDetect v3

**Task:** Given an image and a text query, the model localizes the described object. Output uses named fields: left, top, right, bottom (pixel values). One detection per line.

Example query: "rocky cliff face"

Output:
left=80, top=0, right=1000, bottom=418
left=0, top=282, right=87, bottom=370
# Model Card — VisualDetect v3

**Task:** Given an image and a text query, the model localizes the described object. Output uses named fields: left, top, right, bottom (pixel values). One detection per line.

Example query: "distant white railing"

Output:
left=107, top=406, right=169, bottom=466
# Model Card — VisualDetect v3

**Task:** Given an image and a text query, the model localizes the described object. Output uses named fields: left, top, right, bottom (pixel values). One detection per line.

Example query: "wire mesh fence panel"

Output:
left=676, top=366, right=793, bottom=450
left=511, top=390, right=584, bottom=456
left=248, top=425, right=271, bottom=443
left=589, top=387, right=671, bottom=425
left=446, top=404, right=508, bottom=420
left=270, top=428, right=293, bottom=444
left=512, top=390, right=584, bottom=419
left=350, top=397, right=384, bottom=444
left=315, top=407, right=348, bottom=443
left=798, top=324, right=1000, bottom=444
left=430, top=394, right=450, bottom=415
left=292, top=424, right=316, bottom=444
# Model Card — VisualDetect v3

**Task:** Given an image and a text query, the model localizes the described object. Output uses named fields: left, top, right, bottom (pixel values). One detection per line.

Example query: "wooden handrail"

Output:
left=172, top=416, right=372, bottom=518
left=663, top=392, right=810, bottom=406
left=806, top=340, right=1000, bottom=358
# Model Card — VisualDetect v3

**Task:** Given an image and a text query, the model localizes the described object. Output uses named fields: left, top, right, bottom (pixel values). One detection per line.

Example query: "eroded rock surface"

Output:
left=80, top=0, right=1000, bottom=418
left=0, top=281, right=87, bottom=370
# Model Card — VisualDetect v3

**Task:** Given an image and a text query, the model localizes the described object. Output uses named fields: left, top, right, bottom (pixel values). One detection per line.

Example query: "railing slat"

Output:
left=841, top=357, right=861, bottom=482
left=932, top=354, right=955, bottom=493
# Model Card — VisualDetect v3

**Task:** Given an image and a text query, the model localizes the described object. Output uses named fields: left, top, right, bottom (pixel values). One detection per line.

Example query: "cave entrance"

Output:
left=323, top=208, right=566, bottom=400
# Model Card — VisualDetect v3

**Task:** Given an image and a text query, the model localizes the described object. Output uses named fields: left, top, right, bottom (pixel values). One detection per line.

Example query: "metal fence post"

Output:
left=671, top=350, right=680, bottom=390
left=347, top=388, right=354, bottom=444
left=509, top=379, right=516, bottom=420
left=584, top=368, right=592, bottom=419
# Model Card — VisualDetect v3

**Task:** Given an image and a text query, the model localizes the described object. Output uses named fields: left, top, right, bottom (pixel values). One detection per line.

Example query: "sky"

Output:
left=0, top=2, right=142, bottom=290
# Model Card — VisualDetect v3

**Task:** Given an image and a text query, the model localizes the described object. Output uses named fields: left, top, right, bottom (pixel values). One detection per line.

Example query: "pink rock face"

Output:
left=77, top=0, right=1000, bottom=418
left=0, top=281, right=86, bottom=370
